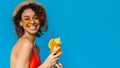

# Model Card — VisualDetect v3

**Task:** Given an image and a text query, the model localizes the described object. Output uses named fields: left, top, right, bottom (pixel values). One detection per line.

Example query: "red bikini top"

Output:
left=29, top=46, right=42, bottom=68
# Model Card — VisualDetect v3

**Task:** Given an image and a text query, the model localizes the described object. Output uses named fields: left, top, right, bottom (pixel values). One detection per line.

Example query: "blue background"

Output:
left=0, top=0, right=120, bottom=68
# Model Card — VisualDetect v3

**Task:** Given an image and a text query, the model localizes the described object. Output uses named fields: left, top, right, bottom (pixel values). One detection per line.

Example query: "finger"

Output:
left=51, top=47, right=61, bottom=55
left=58, top=63, right=63, bottom=68
left=55, top=64, right=60, bottom=68
left=56, top=63, right=63, bottom=68
left=55, top=63, right=62, bottom=68
left=51, top=65, right=57, bottom=68
left=53, top=58, right=59, bottom=62
left=51, top=67, right=54, bottom=68
left=54, top=51, right=63, bottom=58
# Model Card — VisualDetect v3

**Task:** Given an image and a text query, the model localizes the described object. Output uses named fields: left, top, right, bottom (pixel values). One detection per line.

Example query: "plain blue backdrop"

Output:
left=0, top=0, right=120, bottom=68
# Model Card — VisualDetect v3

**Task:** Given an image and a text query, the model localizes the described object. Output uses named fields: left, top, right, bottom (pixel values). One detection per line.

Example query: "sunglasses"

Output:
left=22, top=15, right=40, bottom=25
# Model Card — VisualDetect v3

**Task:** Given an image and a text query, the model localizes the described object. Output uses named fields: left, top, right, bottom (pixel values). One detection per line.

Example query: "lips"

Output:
left=28, top=25, right=37, bottom=30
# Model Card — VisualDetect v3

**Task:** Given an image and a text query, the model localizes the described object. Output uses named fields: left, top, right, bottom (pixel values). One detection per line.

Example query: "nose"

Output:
left=30, top=19, right=35, bottom=24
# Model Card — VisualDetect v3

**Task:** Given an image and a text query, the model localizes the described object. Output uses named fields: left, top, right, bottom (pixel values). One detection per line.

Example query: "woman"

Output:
left=10, top=0, right=63, bottom=68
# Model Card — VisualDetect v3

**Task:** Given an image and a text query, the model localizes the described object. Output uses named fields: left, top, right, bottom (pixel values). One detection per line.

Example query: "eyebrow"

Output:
left=23, top=16, right=30, bottom=18
left=23, top=15, right=38, bottom=18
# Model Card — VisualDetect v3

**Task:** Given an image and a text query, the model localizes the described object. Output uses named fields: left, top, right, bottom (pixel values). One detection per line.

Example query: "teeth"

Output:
left=29, top=26, right=36, bottom=30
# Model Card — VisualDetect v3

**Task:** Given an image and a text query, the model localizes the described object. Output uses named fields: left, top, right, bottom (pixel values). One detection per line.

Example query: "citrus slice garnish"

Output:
left=48, top=39, right=54, bottom=48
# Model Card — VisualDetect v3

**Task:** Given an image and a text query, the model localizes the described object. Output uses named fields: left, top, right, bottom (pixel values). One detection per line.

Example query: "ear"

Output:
left=19, top=20, right=23, bottom=27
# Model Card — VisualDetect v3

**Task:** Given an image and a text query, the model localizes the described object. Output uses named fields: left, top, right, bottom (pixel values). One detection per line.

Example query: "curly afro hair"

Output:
left=13, top=1, right=48, bottom=38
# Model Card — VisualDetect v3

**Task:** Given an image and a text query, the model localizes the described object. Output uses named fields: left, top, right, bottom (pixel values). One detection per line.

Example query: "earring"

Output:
left=20, top=23, right=23, bottom=27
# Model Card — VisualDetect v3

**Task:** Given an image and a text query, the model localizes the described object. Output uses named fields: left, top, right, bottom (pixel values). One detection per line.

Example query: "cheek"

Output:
left=37, top=25, right=41, bottom=31
left=34, top=19, right=40, bottom=25
left=22, top=20, right=30, bottom=25
left=37, top=24, right=40, bottom=29
left=24, top=20, right=31, bottom=25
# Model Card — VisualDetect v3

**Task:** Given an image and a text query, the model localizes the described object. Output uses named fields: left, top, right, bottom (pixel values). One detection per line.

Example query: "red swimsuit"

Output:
left=29, top=46, right=42, bottom=68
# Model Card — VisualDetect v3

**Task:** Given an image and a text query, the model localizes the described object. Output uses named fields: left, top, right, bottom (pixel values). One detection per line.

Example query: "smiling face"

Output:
left=20, top=8, right=40, bottom=35
left=13, top=3, right=48, bottom=38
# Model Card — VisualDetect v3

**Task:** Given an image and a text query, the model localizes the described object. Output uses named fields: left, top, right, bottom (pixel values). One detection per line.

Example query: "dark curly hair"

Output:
left=13, top=3, right=48, bottom=38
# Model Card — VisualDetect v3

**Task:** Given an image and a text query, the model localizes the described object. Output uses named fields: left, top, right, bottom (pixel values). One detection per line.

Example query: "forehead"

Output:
left=22, top=8, right=35, bottom=17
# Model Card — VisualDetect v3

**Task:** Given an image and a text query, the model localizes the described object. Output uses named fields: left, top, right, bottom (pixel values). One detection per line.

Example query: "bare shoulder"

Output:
left=10, top=37, right=33, bottom=60
left=17, top=37, right=33, bottom=51
left=10, top=37, right=33, bottom=68
left=11, top=37, right=33, bottom=55
left=10, top=38, right=33, bottom=68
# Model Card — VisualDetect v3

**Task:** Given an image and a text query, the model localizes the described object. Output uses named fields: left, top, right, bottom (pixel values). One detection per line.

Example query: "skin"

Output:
left=10, top=8, right=63, bottom=68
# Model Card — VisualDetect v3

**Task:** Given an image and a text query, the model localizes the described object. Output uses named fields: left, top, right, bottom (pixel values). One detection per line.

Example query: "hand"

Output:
left=51, top=63, right=63, bottom=68
left=39, top=47, right=62, bottom=68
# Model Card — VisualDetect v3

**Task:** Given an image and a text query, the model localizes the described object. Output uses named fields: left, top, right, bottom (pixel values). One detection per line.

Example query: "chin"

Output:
left=29, top=31, right=38, bottom=34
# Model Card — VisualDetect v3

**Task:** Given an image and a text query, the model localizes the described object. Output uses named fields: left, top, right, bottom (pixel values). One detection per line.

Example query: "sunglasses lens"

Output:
left=24, top=19, right=31, bottom=25
left=33, top=16, right=40, bottom=24
left=22, top=16, right=40, bottom=25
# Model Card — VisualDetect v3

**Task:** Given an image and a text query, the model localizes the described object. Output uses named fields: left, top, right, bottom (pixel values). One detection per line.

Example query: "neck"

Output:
left=22, top=32, right=36, bottom=43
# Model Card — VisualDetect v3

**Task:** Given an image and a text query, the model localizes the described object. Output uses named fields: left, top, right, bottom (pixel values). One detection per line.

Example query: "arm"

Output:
left=15, top=40, right=33, bottom=68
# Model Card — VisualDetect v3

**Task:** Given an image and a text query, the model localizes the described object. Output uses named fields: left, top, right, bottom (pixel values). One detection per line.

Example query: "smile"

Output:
left=28, top=25, right=37, bottom=30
